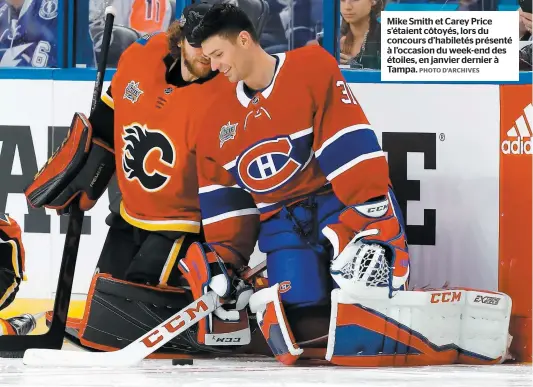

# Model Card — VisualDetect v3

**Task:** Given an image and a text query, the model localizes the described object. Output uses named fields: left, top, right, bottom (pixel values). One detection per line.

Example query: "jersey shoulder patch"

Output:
left=136, top=31, right=163, bottom=46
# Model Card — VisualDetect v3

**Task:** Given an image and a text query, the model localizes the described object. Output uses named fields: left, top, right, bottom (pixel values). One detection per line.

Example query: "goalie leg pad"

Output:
left=325, top=288, right=512, bottom=366
left=249, top=284, right=304, bottom=365
left=78, top=274, right=233, bottom=355
left=25, top=112, right=115, bottom=212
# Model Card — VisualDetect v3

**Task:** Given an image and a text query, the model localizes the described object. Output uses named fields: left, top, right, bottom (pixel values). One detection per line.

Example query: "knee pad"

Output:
left=266, top=248, right=331, bottom=308
left=259, top=197, right=342, bottom=309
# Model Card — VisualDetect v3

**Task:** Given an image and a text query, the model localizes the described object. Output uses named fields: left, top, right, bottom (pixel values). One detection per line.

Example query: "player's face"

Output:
left=181, top=39, right=212, bottom=81
left=6, top=0, right=25, bottom=7
left=340, top=0, right=373, bottom=24
left=202, top=33, right=250, bottom=83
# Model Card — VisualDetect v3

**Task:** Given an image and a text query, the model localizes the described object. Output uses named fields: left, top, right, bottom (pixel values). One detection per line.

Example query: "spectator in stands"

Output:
left=88, top=0, right=176, bottom=68
left=519, top=6, right=532, bottom=70
left=339, top=0, right=382, bottom=69
left=519, top=7, right=532, bottom=39
left=458, top=0, right=497, bottom=11
left=261, top=0, right=321, bottom=53
left=0, top=0, right=58, bottom=67
left=89, top=0, right=176, bottom=35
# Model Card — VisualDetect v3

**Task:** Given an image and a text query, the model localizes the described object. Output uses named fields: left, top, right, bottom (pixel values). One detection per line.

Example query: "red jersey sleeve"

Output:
left=196, top=153, right=260, bottom=270
left=309, top=47, right=390, bottom=206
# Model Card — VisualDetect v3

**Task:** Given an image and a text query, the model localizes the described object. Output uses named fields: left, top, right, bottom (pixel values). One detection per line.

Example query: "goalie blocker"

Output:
left=25, top=113, right=115, bottom=212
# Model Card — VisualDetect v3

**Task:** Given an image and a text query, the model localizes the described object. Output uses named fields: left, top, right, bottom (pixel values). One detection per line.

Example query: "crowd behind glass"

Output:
left=0, top=0, right=530, bottom=70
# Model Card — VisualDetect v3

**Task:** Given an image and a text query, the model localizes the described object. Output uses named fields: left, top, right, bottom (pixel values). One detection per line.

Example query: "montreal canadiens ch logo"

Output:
left=121, top=124, right=176, bottom=192
left=237, top=137, right=301, bottom=193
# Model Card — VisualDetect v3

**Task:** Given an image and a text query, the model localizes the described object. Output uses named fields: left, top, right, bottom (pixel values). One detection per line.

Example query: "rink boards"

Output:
left=0, top=80, right=530, bottom=358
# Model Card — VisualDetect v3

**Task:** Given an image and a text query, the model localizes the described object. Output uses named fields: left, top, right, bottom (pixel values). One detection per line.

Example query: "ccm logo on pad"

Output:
left=430, top=291, right=462, bottom=303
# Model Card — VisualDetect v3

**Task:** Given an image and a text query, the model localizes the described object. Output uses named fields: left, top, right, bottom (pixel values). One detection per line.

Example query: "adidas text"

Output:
left=501, top=138, right=532, bottom=155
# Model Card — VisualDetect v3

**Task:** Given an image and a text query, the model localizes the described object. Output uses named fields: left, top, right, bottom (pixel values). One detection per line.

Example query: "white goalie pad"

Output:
left=325, top=287, right=512, bottom=365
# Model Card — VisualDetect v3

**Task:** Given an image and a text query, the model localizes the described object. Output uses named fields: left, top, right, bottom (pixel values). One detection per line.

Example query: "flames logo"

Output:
left=121, top=124, right=176, bottom=192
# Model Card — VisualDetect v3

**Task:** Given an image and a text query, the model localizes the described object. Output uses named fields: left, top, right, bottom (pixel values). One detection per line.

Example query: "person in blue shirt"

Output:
left=0, top=0, right=58, bottom=67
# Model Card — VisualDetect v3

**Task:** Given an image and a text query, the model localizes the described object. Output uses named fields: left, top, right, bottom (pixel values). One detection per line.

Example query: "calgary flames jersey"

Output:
left=101, top=32, right=225, bottom=233
left=196, top=45, right=391, bottom=258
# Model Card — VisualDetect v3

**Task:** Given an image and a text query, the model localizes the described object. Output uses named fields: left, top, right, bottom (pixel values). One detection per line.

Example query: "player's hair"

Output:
left=192, top=3, right=259, bottom=45
left=167, top=20, right=185, bottom=59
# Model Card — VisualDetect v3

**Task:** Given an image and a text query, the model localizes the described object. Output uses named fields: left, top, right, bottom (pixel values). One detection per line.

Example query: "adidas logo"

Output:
left=501, top=103, right=533, bottom=155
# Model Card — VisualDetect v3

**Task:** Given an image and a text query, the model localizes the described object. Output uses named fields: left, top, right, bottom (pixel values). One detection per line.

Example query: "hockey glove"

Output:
left=179, top=242, right=253, bottom=346
left=322, top=196, right=409, bottom=295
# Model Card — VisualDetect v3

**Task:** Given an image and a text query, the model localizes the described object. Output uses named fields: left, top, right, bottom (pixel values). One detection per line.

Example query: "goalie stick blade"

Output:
left=23, top=292, right=218, bottom=367
left=23, top=347, right=135, bottom=367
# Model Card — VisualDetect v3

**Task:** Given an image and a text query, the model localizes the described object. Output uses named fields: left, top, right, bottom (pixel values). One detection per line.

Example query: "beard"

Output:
left=181, top=45, right=212, bottom=80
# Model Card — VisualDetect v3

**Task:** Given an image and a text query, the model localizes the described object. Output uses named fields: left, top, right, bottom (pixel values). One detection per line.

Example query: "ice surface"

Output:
left=0, top=351, right=530, bottom=387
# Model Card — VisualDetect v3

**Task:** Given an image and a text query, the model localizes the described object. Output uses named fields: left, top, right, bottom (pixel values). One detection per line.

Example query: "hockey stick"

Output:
left=0, top=6, right=116, bottom=358
left=23, top=260, right=267, bottom=367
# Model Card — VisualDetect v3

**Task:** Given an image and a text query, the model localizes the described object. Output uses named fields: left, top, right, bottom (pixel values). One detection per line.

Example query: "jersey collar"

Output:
left=236, top=53, right=286, bottom=108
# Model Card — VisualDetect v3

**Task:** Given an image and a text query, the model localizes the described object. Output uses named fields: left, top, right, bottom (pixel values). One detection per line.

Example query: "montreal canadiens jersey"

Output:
left=0, top=0, right=58, bottom=67
left=196, top=45, right=391, bottom=259
left=101, top=32, right=225, bottom=233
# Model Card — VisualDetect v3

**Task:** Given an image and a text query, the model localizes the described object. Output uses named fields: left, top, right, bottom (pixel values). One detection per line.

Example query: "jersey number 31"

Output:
left=336, top=80, right=359, bottom=105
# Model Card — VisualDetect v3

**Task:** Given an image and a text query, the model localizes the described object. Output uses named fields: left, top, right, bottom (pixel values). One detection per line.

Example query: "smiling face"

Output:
left=180, top=38, right=212, bottom=81
left=201, top=31, right=254, bottom=83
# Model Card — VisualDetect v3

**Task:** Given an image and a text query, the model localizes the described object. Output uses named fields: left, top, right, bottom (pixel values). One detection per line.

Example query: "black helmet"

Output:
left=179, top=2, right=213, bottom=47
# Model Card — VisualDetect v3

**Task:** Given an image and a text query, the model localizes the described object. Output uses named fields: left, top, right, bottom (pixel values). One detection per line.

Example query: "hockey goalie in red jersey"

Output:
left=182, top=3, right=513, bottom=367
left=23, top=3, right=263, bottom=357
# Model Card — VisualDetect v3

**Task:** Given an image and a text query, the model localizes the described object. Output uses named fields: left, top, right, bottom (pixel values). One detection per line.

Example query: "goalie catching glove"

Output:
left=178, top=243, right=253, bottom=346
left=25, top=113, right=115, bottom=213
left=322, top=195, right=409, bottom=295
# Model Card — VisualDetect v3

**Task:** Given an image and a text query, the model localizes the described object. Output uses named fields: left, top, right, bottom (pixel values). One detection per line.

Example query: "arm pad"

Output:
left=25, top=113, right=115, bottom=212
